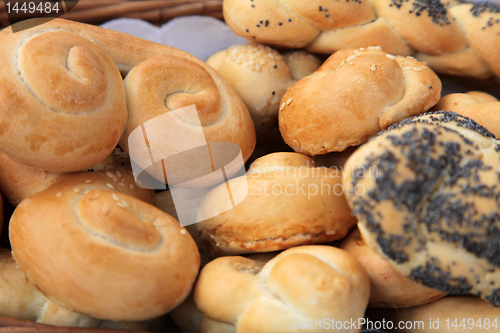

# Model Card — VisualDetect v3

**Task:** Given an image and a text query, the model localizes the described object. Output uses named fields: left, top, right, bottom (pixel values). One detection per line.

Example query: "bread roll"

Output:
left=197, top=153, right=356, bottom=256
left=194, top=246, right=370, bottom=333
left=279, top=47, right=441, bottom=154
left=9, top=175, right=200, bottom=321
left=343, top=111, right=500, bottom=306
left=223, top=0, right=500, bottom=78
left=432, top=91, right=500, bottom=137
left=207, top=44, right=321, bottom=132
left=0, top=148, right=154, bottom=206
left=340, top=228, right=446, bottom=308
left=0, top=18, right=256, bottom=175
left=0, top=249, right=143, bottom=329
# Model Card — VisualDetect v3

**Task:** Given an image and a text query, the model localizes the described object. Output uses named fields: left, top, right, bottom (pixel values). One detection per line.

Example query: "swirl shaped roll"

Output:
left=9, top=178, right=200, bottom=321
left=0, top=28, right=127, bottom=172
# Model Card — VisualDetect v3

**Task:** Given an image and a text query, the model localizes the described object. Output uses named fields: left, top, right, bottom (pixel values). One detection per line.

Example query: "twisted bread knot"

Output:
left=197, top=152, right=357, bottom=256
left=279, top=47, right=441, bottom=155
left=342, top=111, right=500, bottom=307
left=224, top=0, right=500, bottom=78
left=0, top=18, right=256, bottom=174
left=194, top=246, right=370, bottom=333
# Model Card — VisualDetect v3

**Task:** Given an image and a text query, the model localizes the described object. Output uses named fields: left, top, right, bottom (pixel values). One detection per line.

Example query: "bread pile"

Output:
left=223, top=0, right=500, bottom=78
left=0, top=6, right=499, bottom=333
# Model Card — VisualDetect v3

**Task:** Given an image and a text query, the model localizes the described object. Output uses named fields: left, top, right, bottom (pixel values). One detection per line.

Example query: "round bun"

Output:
left=194, top=246, right=370, bottom=333
left=343, top=111, right=500, bottom=306
left=279, top=47, right=441, bottom=154
left=223, top=0, right=500, bottom=78
left=340, top=228, right=446, bottom=308
left=10, top=179, right=200, bottom=321
left=197, top=153, right=356, bottom=256
left=431, top=91, right=500, bottom=137
left=207, top=44, right=321, bottom=132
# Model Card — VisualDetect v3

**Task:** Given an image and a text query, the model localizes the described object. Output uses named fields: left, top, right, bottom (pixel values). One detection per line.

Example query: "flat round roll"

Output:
left=279, top=47, right=441, bottom=154
left=206, top=44, right=321, bottom=132
left=10, top=179, right=200, bottom=321
left=343, top=111, right=500, bottom=306
left=0, top=18, right=256, bottom=174
left=340, top=228, right=446, bottom=308
left=223, top=0, right=500, bottom=78
left=196, top=152, right=356, bottom=256
left=194, top=246, right=370, bottom=333
left=431, top=91, right=500, bottom=137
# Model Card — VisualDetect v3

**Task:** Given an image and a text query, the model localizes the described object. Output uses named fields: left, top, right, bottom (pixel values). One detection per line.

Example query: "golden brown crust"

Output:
left=432, top=92, right=500, bottom=138
left=279, top=48, right=441, bottom=155
left=207, top=44, right=321, bottom=132
left=0, top=149, right=154, bottom=206
left=223, top=0, right=500, bottom=78
left=197, top=153, right=356, bottom=256
left=0, top=18, right=256, bottom=174
left=340, top=228, right=446, bottom=308
left=10, top=180, right=200, bottom=321
left=342, top=111, right=500, bottom=307
left=0, top=249, right=143, bottom=329
left=194, top=246, right=370, bottom=333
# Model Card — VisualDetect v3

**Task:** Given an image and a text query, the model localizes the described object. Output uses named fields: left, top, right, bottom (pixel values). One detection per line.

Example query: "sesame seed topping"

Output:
left=386, top=54, right=396, bottom=59
left=85, top=180, right=92, bottom=183
left=56, top=192, right=62, bottom=197
left=117, top=201, right=127, bottom=208
left=280, top=102, right=285, bottom=111
left=112, top=194, right=120, bottom=201
left=112, top=176, right=118, bottom=182
left=180, top=229, right=187, bottom=235
left=106, top=172, right=114, bottom=178
left=106, top=183, right=114, bottom=189
left=40, top=170, right=47, bottom=180
left=368, top=46, right=382, bottom=50
left=403, top=66, right=413, bottom=70
left=120, top=199, right=129, bottom=208
left=370, top=64, right=377, bottom=71
left=286, top=98, right=293, bottom=105
left=74, top=187, right=80, bottom=193
left=118, top=182, right=125, bottom=187
left=346, top=55, right=356, bottom=62
left=129, top=184, right=135, bottom=190
left=116, top=171, right=122, bottom=177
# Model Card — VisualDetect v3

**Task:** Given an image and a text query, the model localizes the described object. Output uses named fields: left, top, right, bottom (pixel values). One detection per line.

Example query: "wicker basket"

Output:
left=0, top=0, right=224, bottom=28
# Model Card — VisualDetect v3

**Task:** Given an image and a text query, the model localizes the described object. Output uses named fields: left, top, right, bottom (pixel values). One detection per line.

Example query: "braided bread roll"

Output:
left=0, top=18, right=255, bottom=174
left=279, top=47, right=441, bottom=155
left=0, top=249, right=143, bottom=329
left=197, top=152, right=356, bottom=256
left=431, top=91, right=500, bottom=137
left=206, top=44, right=321, bottom=132
left=224, top=0, right=500, bottom=78
left=9, top=167, right=200, bottom=321
left=343, top=111, right=500, bottom=307
left=194, top=246, right=370, bottom=333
